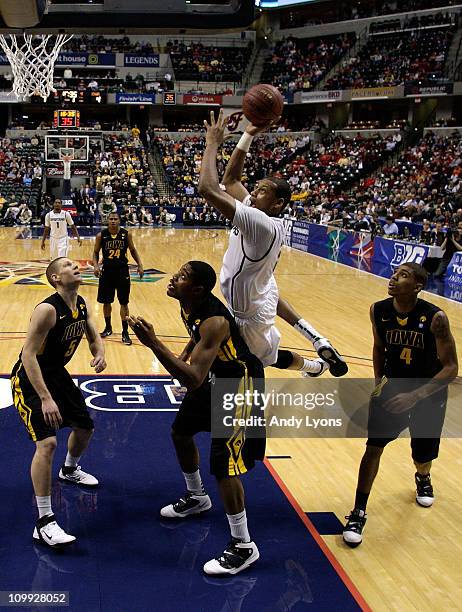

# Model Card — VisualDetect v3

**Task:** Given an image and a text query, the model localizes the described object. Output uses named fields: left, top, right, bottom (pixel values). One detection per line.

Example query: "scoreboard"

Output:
left=53, top=109, right=80, bottom=129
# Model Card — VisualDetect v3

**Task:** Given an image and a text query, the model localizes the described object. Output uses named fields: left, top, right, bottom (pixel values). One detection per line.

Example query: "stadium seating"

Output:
left=261, top=34, right=356, bottom=94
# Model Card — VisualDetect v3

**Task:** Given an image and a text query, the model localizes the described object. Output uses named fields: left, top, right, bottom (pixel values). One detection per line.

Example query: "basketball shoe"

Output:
left=343, top=509, right=367, bottom=547
left=415, top=473, right=434, bottom=507
left=203, top=539, right=259, bottom=575
left=160, top=491, right=212, bottom=518
left=59, top=465, right=99, bottom=486
left=301, top=358, right=329, bottom=377
left=314, top=339, right=348, bottom=377
left=33, top=514, right=76, bottom=547
left=100, top=328, right=113, bottom=338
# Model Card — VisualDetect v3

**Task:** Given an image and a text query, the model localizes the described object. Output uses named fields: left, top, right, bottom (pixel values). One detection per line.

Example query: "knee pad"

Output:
left=273, top=350, right=294, bottom=369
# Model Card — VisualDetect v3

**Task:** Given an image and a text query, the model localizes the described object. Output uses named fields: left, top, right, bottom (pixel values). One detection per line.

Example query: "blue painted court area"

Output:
left=0, top=385, right=364, bottom=612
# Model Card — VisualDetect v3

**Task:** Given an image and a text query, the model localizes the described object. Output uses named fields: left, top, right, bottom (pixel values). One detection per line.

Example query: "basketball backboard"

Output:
left=45, top=135, right=89, bottom=162
left=0, top=0, right=256, bottom=32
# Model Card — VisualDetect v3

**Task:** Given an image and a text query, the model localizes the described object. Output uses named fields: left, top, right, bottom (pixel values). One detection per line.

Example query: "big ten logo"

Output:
left=226, top=111, right=245, bottom=134
left=391, top=243, right=427, bottom=266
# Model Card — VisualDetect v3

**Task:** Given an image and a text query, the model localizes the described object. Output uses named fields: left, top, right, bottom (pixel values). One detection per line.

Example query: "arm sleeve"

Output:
left=65, top=212, right=74, bottom=226
left=232, top=199, right=276, bottom=245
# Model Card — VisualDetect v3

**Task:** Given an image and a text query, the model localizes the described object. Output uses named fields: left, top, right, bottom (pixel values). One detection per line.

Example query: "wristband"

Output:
left=236, top=132, right=253, bottom=153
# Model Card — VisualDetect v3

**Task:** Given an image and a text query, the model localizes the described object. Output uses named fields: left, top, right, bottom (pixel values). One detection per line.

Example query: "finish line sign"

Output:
left=0, top=376, right=185, bottom=412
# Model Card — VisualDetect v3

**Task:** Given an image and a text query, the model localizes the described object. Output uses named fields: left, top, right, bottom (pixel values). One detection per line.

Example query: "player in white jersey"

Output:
left=199, top=110, right=347, bottom=377
left=41, top=199, right=81, bottom=260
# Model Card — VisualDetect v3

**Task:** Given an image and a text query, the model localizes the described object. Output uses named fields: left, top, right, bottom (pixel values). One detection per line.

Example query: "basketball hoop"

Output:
left=0, top=33, right=73, bottom=101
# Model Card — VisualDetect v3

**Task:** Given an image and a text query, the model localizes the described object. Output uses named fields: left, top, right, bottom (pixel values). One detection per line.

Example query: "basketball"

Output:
left=242, top=84, right=284, bottom=127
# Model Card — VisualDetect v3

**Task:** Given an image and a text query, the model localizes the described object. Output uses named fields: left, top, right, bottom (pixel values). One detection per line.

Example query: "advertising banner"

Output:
left=300, top=90, right=343, bottom=103
left=351, top=86, right=397, bottom=99
left=124, top=54, right=160, bottom=67
left=56, top=52, right=88, bottom=66
left=404, top=81, right=453, bottom=96
left=372, top=237, right=431, bottom=267
left=115, top=93, right=156, bottom=104
left=183, top=94, right=222, bottom=105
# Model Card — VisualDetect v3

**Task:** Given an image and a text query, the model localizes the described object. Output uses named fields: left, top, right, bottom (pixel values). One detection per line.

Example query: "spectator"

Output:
left=383, top=216, right=399, bottom=235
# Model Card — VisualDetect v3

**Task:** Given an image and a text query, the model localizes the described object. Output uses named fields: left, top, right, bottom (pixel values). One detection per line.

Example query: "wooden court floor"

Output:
left=1, top=226, right=461, bottom=611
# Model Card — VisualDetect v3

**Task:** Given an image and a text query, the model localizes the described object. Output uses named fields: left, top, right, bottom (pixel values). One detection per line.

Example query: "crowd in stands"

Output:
left=290, top=132, right=462, bottom=250
left=61, top=35, right=156, bottom=55
left=167, top=41, right=252, bottom=83
left=262, top=34, right=356, bottom=95
left=325, top=26, right=454, bottom=90
left=0, top=136, right=43, bottom=225
left=90, top=132, right=158, bottom=220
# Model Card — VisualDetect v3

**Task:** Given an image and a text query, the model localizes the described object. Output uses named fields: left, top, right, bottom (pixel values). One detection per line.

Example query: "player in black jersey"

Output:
left=343, top=263, right=458, bottom=547
left=128, top=260, right=264, bottom=576
left=93, top=211, right=144, bottom=345
left=11, top=257, right=106, bottom=547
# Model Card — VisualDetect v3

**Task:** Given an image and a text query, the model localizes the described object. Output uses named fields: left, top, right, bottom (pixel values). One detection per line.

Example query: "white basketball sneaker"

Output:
left=204, top=539, right=259, bottom=575
left=160, top=491, right=212, bottom=518
left=33, top=514, right=76, bottom=547
left=59, top=465, right=99, bottom=486
left=301, top=358, right=330, bottom=377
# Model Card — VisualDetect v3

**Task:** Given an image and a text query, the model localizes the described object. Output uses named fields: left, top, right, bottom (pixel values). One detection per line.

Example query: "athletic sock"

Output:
left=183, top=469, right=205, bottom=495
left=354, top=490, right=370, bottom=512
left=64, top=452, right=80, bottom=469
left=36, top=495, right=52, bottom=519
left=104, top=316, right=112, bottom=330
left=300, top=358, right=322, bottom=374
left=294, top=319, right=323, bottom=344
left=227, top=509, right=250, bottom=543
left=122, top=320, right=129, bottom=334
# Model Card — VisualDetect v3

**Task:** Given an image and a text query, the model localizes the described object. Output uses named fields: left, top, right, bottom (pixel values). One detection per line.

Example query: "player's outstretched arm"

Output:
left=222, top=122, right=269, bottom=202
left=128, top=315, right=228, bottom=390
left=92, top=232, right=102, bottom=277
left=199, top=110, right=238, bottom=222
left=21, top=303, right=63, bottom=429
left=128, top=232, right=144, bottom=278
left=85, top=305, right=106, bottom=373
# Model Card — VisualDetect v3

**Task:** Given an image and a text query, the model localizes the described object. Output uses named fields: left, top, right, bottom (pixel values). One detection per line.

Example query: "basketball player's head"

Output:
left=46, top=258, right=81, bottom=289
left=250, top=177, right=291, bottom=217
left=53, top=199, right=62, bottom=212
left=167, top=261, right=216, bottom=302
left=108, top=212, right=121, bottom=232
left=388, top=263, right=428, bottom=298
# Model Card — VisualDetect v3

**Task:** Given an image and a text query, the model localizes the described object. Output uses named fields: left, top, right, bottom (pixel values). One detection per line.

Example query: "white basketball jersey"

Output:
left=220, top=196, right=285, bottom=319
left=45, top=211, right=73, bottom=239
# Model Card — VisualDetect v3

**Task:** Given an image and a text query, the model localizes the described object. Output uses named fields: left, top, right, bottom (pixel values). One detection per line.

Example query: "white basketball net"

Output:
left=0, top=33, right=73, bottom=101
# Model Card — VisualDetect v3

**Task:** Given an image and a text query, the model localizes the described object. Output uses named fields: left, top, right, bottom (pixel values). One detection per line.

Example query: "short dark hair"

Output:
left=187, top=261, right=216, bottom=294
left=46, top=257, right=66, bottom=288
left=267, top=176, right=292, bottom=205
left=386, top=215, right=394, bottom=222
left=401, top=262, right=428, bottom=288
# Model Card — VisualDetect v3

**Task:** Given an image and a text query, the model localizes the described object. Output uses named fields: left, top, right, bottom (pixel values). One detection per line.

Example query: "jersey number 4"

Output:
left=400, top=347, right=412, bottom=365
left=108, top=249, right=120, bottom=259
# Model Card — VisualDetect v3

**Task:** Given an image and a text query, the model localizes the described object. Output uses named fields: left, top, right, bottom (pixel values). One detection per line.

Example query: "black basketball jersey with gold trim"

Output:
left=373, top=297, right=442, bottom=378
left=19, top=293, right=87, bottom=369
left=101, top=228, right=129, bottom=269
left=181, top=294, right=256, bottom=378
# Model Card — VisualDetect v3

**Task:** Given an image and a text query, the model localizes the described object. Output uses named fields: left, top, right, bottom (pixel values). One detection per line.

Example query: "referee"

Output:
left=93, top=212, right=144, bottom=345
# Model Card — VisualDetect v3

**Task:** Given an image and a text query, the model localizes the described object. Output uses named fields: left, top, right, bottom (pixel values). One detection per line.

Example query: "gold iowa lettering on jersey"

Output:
left=62, top=319, right=86, bottom=341
left=106, top=239, right=125, bottom=249
left=386, top=329, right=424, bottom=349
